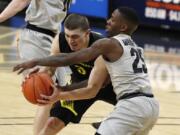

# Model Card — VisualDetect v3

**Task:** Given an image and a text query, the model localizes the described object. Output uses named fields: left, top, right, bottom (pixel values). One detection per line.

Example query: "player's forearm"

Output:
left=0, top=0, right=30, bottom=23
left=36, top=49, right=97, bottom=67
left=59, top=85, right=97, bottom=100
left=35, top=53, right=73, bottom=67
left=61, top=80, right=88, bottom=91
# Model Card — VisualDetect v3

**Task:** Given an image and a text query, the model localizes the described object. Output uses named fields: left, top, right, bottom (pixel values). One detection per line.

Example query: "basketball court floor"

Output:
left=0, top=26, right=180, bottom=135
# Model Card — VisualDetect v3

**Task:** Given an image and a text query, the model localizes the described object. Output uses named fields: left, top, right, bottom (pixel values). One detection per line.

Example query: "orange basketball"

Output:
left=22, top=72, right=54, bottom=104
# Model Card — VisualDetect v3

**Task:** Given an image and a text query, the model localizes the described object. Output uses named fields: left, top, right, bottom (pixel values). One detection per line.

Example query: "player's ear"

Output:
left=86, top=29, right=91, bottom=35
left=120, top=24, right=128, bottom=32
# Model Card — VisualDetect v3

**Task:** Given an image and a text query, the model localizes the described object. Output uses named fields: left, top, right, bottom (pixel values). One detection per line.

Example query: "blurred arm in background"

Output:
left=0, top=0, right=30, bottom=23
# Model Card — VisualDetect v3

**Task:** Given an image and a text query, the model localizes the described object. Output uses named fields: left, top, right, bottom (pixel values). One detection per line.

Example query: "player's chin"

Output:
left=71, top=47, right=80, bottom=51
left=105, top=27, right=109, bottom=32
left=105, top=27, right=112, bottom=36
left=105, top=29, right=112, bottom=37
left=70, top=46, right=79, bottom=51
left=105, top=25, right=111, bottom=31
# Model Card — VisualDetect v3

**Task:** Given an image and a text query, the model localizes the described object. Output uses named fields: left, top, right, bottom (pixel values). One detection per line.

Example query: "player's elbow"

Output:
left=85, top=84, right=100, bottom=99
left=17, top=0, right=30, bottom=11
left=77, top=48, right=99, bottom=63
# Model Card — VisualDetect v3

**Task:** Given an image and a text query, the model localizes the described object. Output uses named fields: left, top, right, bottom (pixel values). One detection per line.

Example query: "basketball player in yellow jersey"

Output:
left=0, top=0, right=71, bottom=135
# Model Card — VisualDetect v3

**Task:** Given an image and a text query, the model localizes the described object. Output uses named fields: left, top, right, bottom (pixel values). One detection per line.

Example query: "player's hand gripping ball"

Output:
left=22, top=72, right=53, bottom=104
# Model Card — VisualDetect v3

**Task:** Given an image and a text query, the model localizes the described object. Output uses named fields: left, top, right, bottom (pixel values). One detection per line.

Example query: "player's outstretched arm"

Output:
left=37, top=56, right=109, bottom=104
left=22, top=34, right=60, bottom=79
left=41, top=34, right=61, bottom=76
left=13, top=38, right=113, bottom=74
left=0, top=0, right=30, bottom=23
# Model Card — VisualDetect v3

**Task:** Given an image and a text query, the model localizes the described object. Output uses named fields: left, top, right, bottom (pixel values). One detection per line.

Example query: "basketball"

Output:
left=22, top=72, right=54, bottom=104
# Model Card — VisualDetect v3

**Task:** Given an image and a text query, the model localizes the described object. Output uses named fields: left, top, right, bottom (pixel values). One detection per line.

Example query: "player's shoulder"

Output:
left=112, top=34, right=136, bottom=47
left=58, top=32, right=69, bottom=52
left=59, top=32, right=65, bottom=38
left=58, top=32, right=66, bottom=42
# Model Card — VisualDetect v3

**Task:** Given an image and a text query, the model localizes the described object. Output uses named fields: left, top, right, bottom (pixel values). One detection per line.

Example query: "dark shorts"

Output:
left=50, top=84, right=116, bottom=125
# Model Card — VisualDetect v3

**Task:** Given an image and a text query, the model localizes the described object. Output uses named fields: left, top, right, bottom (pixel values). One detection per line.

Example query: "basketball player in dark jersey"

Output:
left=31, top=14, right=117, bottom=135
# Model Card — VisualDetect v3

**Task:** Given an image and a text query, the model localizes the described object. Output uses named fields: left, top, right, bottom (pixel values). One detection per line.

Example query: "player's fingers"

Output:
left=13, top=65, right=21, bottom=72
left=26, top=74, right=30, bottom=79
left=37, top=98, right=53, bottom=105
left=37, top=99, right=50, bottom=104
left=21, top=81, right=24, bottom=87
left=50, top=83, right=54, bottom=88
left=50, top=83, right=58, bottom=91
left=37, top=100, right=50, bottom=105
left=17, top=68, right=25, bottom=74
left=40, top=94, right=51, bottom=100
left=22, top=77, right=27, bottom=83
left=25, top=68, right=39, bottom=78
left=29, top=68, right=40, bottom=75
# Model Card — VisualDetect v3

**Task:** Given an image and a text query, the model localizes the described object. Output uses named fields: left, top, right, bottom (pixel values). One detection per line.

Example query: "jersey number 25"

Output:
left=130, top=48, right=148, bottom=74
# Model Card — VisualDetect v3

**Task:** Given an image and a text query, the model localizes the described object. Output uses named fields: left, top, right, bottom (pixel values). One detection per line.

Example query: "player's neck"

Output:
left=84, top=36, right=90, bottom=49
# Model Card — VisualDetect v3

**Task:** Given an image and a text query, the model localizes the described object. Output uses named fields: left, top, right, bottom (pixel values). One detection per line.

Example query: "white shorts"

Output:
left=17, top=28, right=68, bottom=84
left=18, top=28, right=53, bottom=60
left=54, top=66, right=72, bottom=86
left=97, top=96, right=159, bottom=135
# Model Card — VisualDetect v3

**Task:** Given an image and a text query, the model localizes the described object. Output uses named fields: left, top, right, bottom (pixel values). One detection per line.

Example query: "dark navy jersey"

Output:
left=59, top=32, right=104, bottom=82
